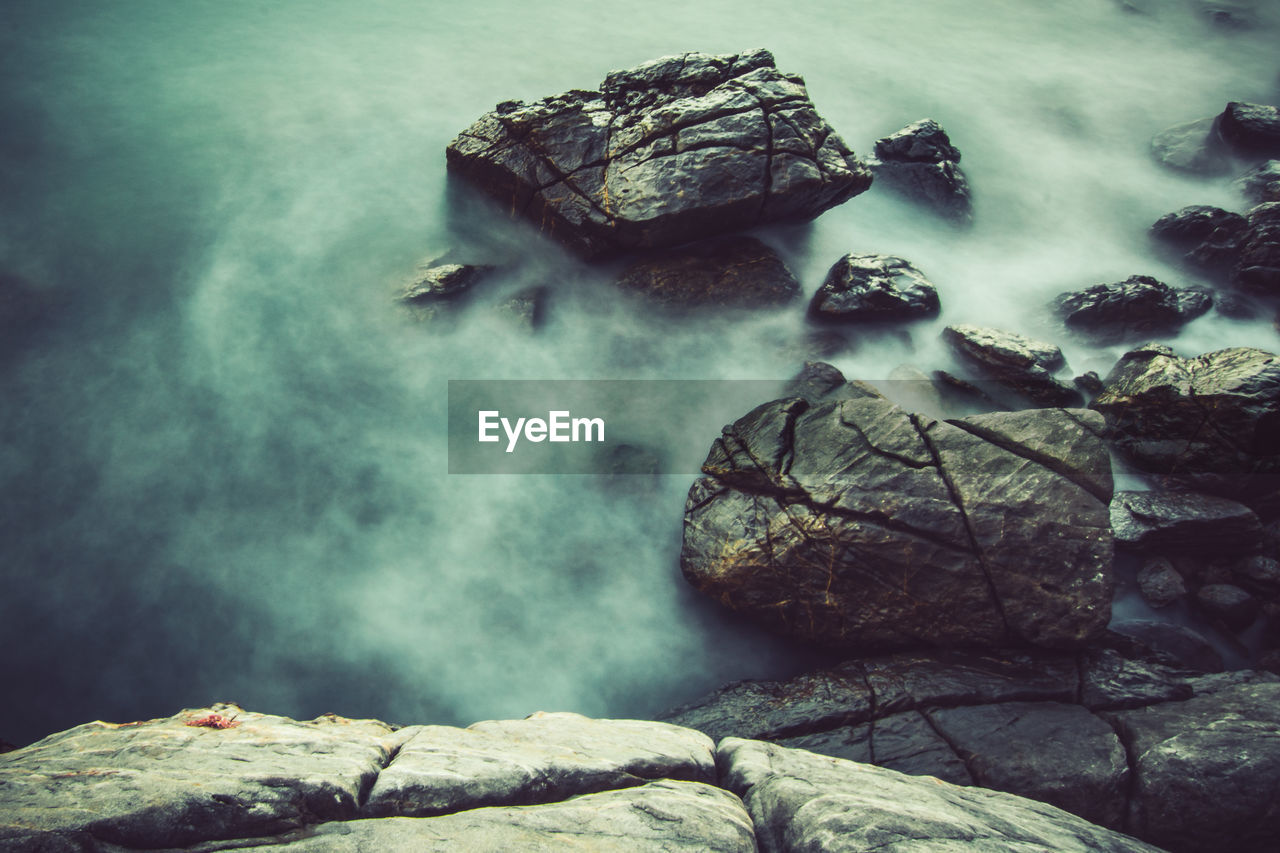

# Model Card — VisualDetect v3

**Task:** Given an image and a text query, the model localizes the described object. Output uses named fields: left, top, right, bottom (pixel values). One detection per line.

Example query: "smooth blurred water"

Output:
left=2, top=0, right=1277, bottom=746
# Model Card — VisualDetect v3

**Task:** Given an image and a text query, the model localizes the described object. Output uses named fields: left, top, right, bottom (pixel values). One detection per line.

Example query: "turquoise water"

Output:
left=1, top=0, right=1277, bottom=745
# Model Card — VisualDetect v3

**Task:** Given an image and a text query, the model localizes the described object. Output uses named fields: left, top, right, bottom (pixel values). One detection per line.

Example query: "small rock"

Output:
left=401, top=263, right=496, bottom=302
left=942, top=324, right=1082, bottom=407
left=867, top=119, right=972, bottom=221
left=808, top=253, right=940, bottom=321
left=1150, top=116, right=1231, bottom=175
left=1075, top=371, right=1105, bottom=395
left=497, top=285, right=548, bottom=329
left=615, top=236, right=800, bottom=308
left=1137, top=557, right=1188, bottom=607
left=1236, top=160, right=1280, bottom=203
left=1110, top=490, right=1263, bottom=555
left=1196, top=583, right=1260, bottom=629
left=1219, top=102, right=1280, bottom=157
left=1151, top=205, right=1249, bottom=273
left=1053, top=275, right=1203, bottom=340
left=1234, top=554, right=1280, bottom=587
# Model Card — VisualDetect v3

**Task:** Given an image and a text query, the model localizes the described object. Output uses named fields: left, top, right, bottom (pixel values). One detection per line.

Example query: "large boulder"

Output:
left=614, top=235, right=800, bottom=308
left=807, top=254, right=940, bottom=321
left=446, top=49, right=872, bottom=258
left=865, top=118, right=972, bottom=221
left=680, top=372, right=1114, bottom=652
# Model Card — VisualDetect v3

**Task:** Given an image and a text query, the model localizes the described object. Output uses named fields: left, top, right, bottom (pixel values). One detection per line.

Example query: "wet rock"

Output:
left=1076, top=370, right=1105, bottom=395
left=1110, top=490, right=1263, bottom=555
left=615, top=236, right=800, bottom=308
left=1091, top=344, right=1280, bottom=499
left=401, top=263, right=496, bottom=302
left=680, top=382, right=1114, bottom=651
left=1150, top=204, right=1249, bottom=273
left=1236, top=159, right=1280, bottom=203
left=1195, top=583, right=1260, bottom=629
left=942, top=324, right=1082, bottom=407
left=866, top=119, right=972, bottom=221
left=1150, top=116, right=1231, bottom=175
left=1079, top=648, right=1196, bottom=710
left=719, top=738, right=1164, bottom=853
left=1109, top=620, right=1224, bottom=672
left=1053, top=275, right=1206, bottom=340
left=497, top=285, right=548, bottom=329
left=446, top=49, right=872, bottom=258
left=783, top=360, right=853, bottom=404
left=1106, top=681, right=1280, bottom=852
left=1234, top=201, right=1280, bottom=293
left=1136, top=556, right=1187, bottom=607
left=1235, top=554, right=1280, bottom=587
left=807, top=253, right=940, bottom=321
left=1219, top=101, right=1280, bottom=157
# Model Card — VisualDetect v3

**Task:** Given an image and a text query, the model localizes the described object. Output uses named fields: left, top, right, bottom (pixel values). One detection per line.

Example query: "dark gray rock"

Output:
left=1235, top=554, right=1280, bottom=586
left=719, top=738, right=1165, bottom=853
left=1109, top=620, right=1224, bottom=673
left=1151, top=204, right=1249, bottom=273
left=866, top=119, right=972, bottom=222
left=1110, top=490, right=1263, bottom=555
left=1234, top=201, right=1280, bottom=293
left=1195, top=583, right=1260, bottom=629
left=615, top=236, right=800, bottom=308
left=1107, top=682, right=1280, bottom=852
left=1137, top=556, right=1188, bottom=607
left=680, top=386, right=1113, bottom=651
left=807, top=253, right=940, bottom=321
left=942, top=324, right=1082, bottom=407
left=1150, top=116, right=1232, bottom=175
left=1054, top=275, right=1206, bottom=340
left=1237, top=159, right=1280, bottom=203
left=1079, top=648, right=1196, bottom=710
left=1219, top=102, right=1280, bottom=157
left=446, top=50, right=872, bottom=258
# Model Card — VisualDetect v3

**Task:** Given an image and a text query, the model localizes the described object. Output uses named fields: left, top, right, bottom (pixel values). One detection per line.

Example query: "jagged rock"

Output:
left=1109, top=620, right=1223, bottom=673
left=1091, top=344, right=1280, bottom=499
left=1151, top=204, right=1249, bottom=272
left=1150, top=116, right=1232, bottom=175
left=1136, top=556, right=1188, bottom=607
left=783, top=360, right=857, bottom=405
left=615, top=236, right=800, bottom=308
left=807, top=253, right=940, bottom=321
left=680, top=380, right=1113, bottom=651
left=866, top=119, right=972, bottom=221
left=1110, top=490, right=1263, bottom=555
left=1237, top=159, right=1280, bottom=203
left=942, top=324, right=1082, bottom=407
left=1195, top=583, right=1260, bottom=629
left=363, top=712, right=715, bottom=818
left=446, top=49, right=872, bottom=257
left=1053, top=275, right=1207, bottom=340
left=1219, top=102, right=1280, bottom=157
left=719, top=738, right=1164, bottom=853
left=401, top=263, right=495, bottom=302
left=1234, top=201, right=1280, bottom=292
left=1106, top=681, right=1280, bottom=852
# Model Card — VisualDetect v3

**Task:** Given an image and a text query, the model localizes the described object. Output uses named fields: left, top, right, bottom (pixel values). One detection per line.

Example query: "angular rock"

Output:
left=216, top=781, right=757, bottom=853
left=1151, top=204, right=1249, bottom=273
left=363, top=712, right=715, bottom=818
left=1236, top=159, right=1280, bottom=203
left=1107, top=682, right=1280, bottom=852
left=1150, top=116, right=1232, bottom=175
left=942, top=324, right=1082, bottom=407
left=615, top=236, right=800, bottom=308
left=401, top=263, right=495, bottom=302
left=1195, top=583, right=1259, bottom=629
left=1219, top=102, right=1280, bottom=157
left=446, top=50, right=872, bottom=257
left=1091, top=344, right=1280, bottom=496
left=1136, top=556, right=1188, bottom=607
left=1234, top=201, right=1280, bottom=292
left=1110, top=490, right=1263, bottom=555
left=866, top=119, right=972, bottom=221
left=1054, top=274, right=1206, bottom=340
left=719, top=738, right=1164, bottom=853
left=1109, top=620, right=1224, bottom=673
left=807, top=253, right=940, bottom=321
left=1079, top=648, right=1196, bottom=710
left=783, top=360, right=851, bottom=405
left=681, top=385, right=1113, bottom=651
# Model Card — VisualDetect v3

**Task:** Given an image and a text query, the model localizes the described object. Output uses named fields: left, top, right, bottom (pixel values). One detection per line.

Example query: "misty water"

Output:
left=2, top=0, right=1278, bottom=747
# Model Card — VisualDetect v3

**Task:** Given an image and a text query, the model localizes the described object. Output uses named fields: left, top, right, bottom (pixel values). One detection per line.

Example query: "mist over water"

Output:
left=2, top=0, right=1277, bottom=746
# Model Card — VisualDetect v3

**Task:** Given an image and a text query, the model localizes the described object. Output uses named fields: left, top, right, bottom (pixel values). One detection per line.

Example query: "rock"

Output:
left=783, top=360, right=854, bottom=405
left=1195, top=583, right=1260, bottom=629
left=1150, top=204, right=1249, bottom=273
left=1236, top=159, right=1280, bottom=203
left=446, top=49, right=872, bottom=258
left=1053, top=275, right=1205, bottom=340
left=680, top=383, right=1114, bottom=651
left=866, top=119, right=972, bottom=221
left=1234, top=201, right=1280, bottom=293
left=718, top=738, right=1164, bottom=853
left=1091, top=344, right=1280, bottom=499
left=1150, top=116, right=1231, bottom=175
left=615, top=236, right=800, bottom=308
left=1136, top=556, right=1188, bottom=607
left=807, top=253, right=940, bottom=321
left=1076, top=371, right=1105, bottom=395
left=781, top=710, right=974, bottom=785
left=203, top=781, right=759, bottom=853
left=1219, top=102, right=1280, bottom=157
left=1109, top=620, right=1224, bottom=673
left=942, top=324, right=1082, bottom=407
left=1078, top=648, right=1196, bottom=710
left=401, top=263, right=495, bottom=302
left=1106, top=682, right=1280, bottom=852
left=1110, top=490, right=1263, bottom=555
left=497, top=285, right=548, bottom=329
left=1235, top=554, right=1280, bottom=586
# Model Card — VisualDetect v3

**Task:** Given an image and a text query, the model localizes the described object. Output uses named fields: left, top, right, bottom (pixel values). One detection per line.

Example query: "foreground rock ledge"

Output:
left=446, top=49, right=873, bottom=257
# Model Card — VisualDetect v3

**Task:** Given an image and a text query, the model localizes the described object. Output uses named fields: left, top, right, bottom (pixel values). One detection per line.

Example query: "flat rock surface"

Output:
left=1110, top=489, right=1262, bottom=555
left=614, top=235, right=800, bottom=307
left=942, top=324, right=1080, bottom=407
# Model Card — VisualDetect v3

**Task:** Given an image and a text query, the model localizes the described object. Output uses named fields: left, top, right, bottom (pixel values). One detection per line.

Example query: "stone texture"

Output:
left=1219, top=102, right=1280, bottom=157
left=1109, top=619, right=1223, bottom=672
left=807, top=253, right=940, bottom=321
left=615, top=235, right=800, bottom=308
left=1151, top=204, right=1249, bottom=273
left=1110, top=489, right=1263, bottom=555
left=446, top=49, right=872, bottom=258
left=1054, top=274, right=1207, bottom=340
left=942, top=324, right=1082, bottom=407
left=1136, top=556, right=1188, bottom=607
left=680, top=382, right=1114, bottom=651
left=1236, top=159, right=1280, bottom=203
left=719, top=738, right=1165, bottom=853
left=1234, top=201, right=1280, bottom=292
left=401, top=263, right=495, bottom=302
left=1150, top=116, right=1232, bottom=175
left=1195, top=583, right=1260, bottom=629
left=866, top=119, right=972, bottom=221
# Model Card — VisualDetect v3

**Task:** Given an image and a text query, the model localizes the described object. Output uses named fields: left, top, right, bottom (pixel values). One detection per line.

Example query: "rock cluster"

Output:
left=446, top=49, right=872, bottom=258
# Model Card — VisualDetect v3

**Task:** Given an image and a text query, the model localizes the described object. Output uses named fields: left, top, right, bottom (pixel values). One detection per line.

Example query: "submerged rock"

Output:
left=1218, top=101, right=1280, bottom=157
left=1053, top=274, right=1208, bottom=340
left=1150, top=116, right=1231, bottom=175
left=942, top=324, right=1082, bottom=407
left=680, top=368, right=1113, bottom=652
left=615, top=235, right=800, bottom=308
left=446, top=49, right=872, bottom=258
left=1110, top=490, right=1263, bottom=556
left=866, top=118, right=972, bottom=221
left=1150, top=204, right=1249, bottom=273
left=808, top=253, right=940, bottom=321
left=1236, top=159, right=1280, bottom=203
left=1234, top=201, right=1280, bottom=293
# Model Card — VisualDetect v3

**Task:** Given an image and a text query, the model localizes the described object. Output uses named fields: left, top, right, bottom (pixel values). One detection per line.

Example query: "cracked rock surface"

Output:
left=445, top=49, right=872, bottom=258
left=680, top=371, right=1113, bottom=651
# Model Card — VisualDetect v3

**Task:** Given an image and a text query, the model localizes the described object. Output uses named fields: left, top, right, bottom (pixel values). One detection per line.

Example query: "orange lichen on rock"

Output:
left=185, top=713, right=240, bottom=729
